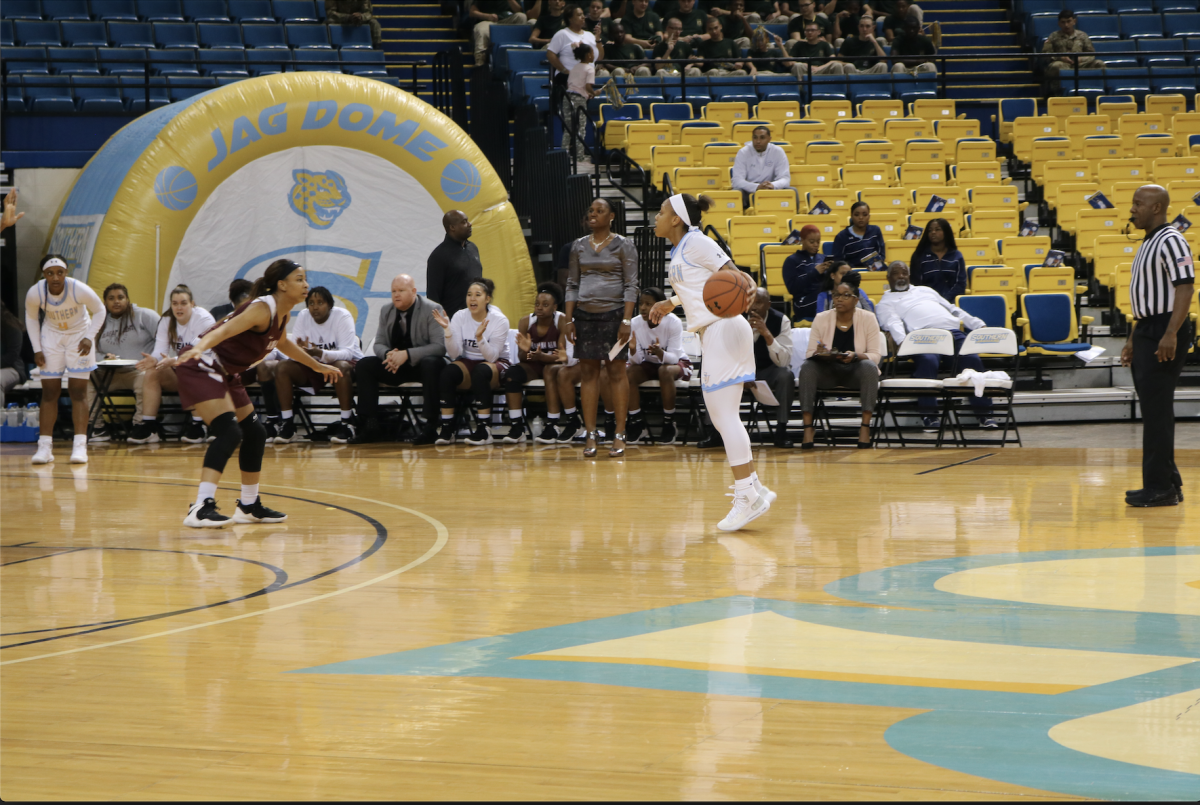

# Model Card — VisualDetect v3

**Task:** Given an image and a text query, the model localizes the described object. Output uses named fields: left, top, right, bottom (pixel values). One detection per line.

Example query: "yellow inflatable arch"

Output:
left=46, top=73, right=534, bottom=334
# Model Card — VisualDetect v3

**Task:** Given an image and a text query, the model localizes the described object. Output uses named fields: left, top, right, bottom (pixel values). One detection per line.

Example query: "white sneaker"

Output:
left=31, top=444, right=54, bottom=465
left=717, top=490, right=771, bottom=532
left=729, top=481, right=778, bottom=506
left=184, top=498, right=230, bottom=528
left=70, top=443, right=88, bottom=464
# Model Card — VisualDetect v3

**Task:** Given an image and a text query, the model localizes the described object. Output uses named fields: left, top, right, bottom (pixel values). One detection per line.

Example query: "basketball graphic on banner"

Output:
left=154, top=166, right=198, bottom=211
left=440, top=158, right=481, bottom=203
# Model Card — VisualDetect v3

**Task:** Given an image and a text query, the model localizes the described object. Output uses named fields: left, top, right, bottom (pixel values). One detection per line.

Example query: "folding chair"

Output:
left=874, top=328, right=957, bottom=447
left=941, top=327, right=1022, bottom=447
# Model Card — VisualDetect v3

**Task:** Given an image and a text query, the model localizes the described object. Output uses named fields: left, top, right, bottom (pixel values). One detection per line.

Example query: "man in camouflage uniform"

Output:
left=325, top=0, right=382, bottom=47
left=1041, top=9, right=1103, bottom=92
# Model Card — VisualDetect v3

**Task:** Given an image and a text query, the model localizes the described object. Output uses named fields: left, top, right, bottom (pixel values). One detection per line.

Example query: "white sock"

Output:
left=281, top=410, right=293, bottom=420
left=509, top=408, right=523, bottom=421
left=629, top=408, right=641, bottom=417
left=241, top=484, right=259, bottom=506
left=192, top=415, right=202, bottom=422
left=195, top=481, right=218, bottom=508
left=73, top=434, right=86, bottom=447
left=547, top=412, right=560, bottom=421
left=38, top=435, right=52, bottom=447
left=442, top=413, right=454, bottom=421
left=604, top=410, right=614, bottom=417
left=663, top=408, right=676, bottom=416
left=142, top=415, right=156, bottom=422
left=340, top=410, right=352, bottom=420
left=734, top=476, right=758, bottom=502
left=564, top=407, right=577, bottom=416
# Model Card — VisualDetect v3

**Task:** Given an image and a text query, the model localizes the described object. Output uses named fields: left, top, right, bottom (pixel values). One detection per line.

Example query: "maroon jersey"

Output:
left=195, top=295, right=286, bottom=375
left=526, top=311, right=563, bottom=355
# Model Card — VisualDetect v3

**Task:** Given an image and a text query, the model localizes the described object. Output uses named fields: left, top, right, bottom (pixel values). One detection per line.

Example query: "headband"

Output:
left=42, top=258, right=67, bottom=272
left=669, top=194, right=698, bottom=231
left=278, top=260, right=302, bottom=279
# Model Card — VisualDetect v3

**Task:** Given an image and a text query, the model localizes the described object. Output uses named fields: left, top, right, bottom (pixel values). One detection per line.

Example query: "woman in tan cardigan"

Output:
left=799, top=280, right=884, bottom=448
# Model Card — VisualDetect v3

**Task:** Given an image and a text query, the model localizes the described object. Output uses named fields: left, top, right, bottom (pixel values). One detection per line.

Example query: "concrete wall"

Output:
left=11, top=168, right=81, bottom=298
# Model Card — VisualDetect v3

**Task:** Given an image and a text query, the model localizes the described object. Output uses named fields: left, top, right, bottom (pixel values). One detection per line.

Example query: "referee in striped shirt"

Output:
left=1122, top=185, right=1196, bottom=507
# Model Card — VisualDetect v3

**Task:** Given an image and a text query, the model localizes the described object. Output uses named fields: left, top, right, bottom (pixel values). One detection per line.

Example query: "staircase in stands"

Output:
left=374, top=0, right=471, bottom=106
left=924, top=0, right=1039, bottom=102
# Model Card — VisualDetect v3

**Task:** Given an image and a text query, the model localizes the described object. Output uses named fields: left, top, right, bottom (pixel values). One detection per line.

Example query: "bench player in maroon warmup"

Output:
left=175, top=260, right=342, bottom=528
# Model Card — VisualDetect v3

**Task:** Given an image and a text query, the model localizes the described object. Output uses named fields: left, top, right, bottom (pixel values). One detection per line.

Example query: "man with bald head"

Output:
left=426, top=209, right=483, bottom=319
left=1123, top=184, right=1196, bottom=507
left=353, top=273, right=448, bottom=444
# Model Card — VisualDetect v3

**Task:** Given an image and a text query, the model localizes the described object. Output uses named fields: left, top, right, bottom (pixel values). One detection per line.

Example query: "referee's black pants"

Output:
left=1131, top=314, right=1195, bottom=494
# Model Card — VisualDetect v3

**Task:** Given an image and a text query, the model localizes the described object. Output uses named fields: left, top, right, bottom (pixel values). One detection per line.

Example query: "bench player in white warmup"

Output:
left=649, top=194, right=776, bottom=531
left=25, top=255, right=105, bottom=465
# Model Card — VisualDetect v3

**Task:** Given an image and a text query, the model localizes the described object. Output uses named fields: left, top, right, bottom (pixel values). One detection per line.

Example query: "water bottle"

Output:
left=530, top=416, right=544, bottom=438
left=5, top=404, right=19, bottom=427
left=23, top=402, right=39, bottom=429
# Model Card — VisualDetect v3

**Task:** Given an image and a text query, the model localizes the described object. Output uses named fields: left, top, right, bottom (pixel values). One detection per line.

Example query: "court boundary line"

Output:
left=0, top=473, right=449, bottom=666
left=915, top=454, right=996, bottom=475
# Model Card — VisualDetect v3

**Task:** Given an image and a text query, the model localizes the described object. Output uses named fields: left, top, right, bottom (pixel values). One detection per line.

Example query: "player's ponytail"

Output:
left=250, top=259, right=302, bottom=299
left=162, top=284, right=194, bottom=352
left=680, top=193, right=713, bottom=228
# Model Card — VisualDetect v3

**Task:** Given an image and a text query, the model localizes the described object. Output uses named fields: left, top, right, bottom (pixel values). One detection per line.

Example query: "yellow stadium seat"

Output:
left=911, top=209, right=965, bottom=234
left=598, top=103, right=643, bottom=150
left=1094, top=236, right=1139, bottom=287
left=1030, top=138, right=1073, bottom=184
left=884, top=118, right=931, bottom=149
left=858, top=271, right=890, bottom=304
left=952, top=161, right=1005, bottom=187
left=1012, top=117, right=1060, bottom=162
left=1144, top=94, right=1187, bottom=121
left=625, top=122, right=673, bottom=167
left=791, top=164, right=838, bottom=190
left=1046, top=96, right=1088, bottom=131
left=954, top=138, right=997, bottom=165
left=680, top=124, right=726, bottom=156
left=912, top=185, right=964, bottom=212
left=1134, top=133, right=1176, bottom=161
left=771, top=141, right=796, bottom=162
left=789, top=213, right=844, bottom=240
left=805, top=188, right=856, bottom=215
left=934, top=119, right=979, bottom=148
left=1106, top=180, right=1144, bottom=213
left=731, top=120, right=771, bottom=143
left=859, top=186, right=912, bottom=214
left=806, top=100, right=853, bottom=124
left=884, top=238, right=917, bottom=265
left=1109, top=263, right=1135, bottom=322
left=905, top=139, right=945, bottom=164
left=806, top=140, right=848, bottom=166
left=1173, top=113, right=1200, bottom=156
left=870, top=210, right=906, bottom=240
left=965, top=210, right=1021, bottom=239
left=1119, top=113, right=1167, bottom=136
left=833, top=119, right=881, bottom=143
left=759, top=243, right=796, bottom=305
left=727, top=215, right=783, bottom=270
left=755, top=100, right=801, bottom=131
left=751, top=188, right=802, bottom=229
left=1097, top=97, right=1137, bottom=119
left=1153, top=156, right=1200, bottom=184
left=897, top=162, right=946, bottom=186
left=649, top=145, right=693, bottom=189
left=1082, top=135, right=1124, bottom=163
left=702, top=143, right=741, bottom=170
left=703, top=101, right=751, bottom=128
left=996, top=98, right=1040, bottom=145
left=840, top=163, right=891, bottom=189
left=957, top=237, right=998, bottom=263
left=909, top=99, right=956, bottom=122
left=854, top=140, right=899, bottom=167
left=782, top=119, right=831, bottom=155
left=858, top=99, right=904, bottom=120
left=651, top=102, right=698, bottom=142
left=1167, top=179, right=1200, bottom=207
left=1024, top=266, right=1085, bottom=299
left=1048, top=181, right=1099, bottom=220
left=1042, top=163, right=1095, bottom=208
left=1064, top=114, right=1111, bottom=152
left=700, top=190, right=745, bottom=239
left=967, top=267, right=1020, bottom=320
left=1186, top=228, right=1199, bottom=253
left=967, top=185, right=1023, bottom=214
left=1075, top=208, right=1126, bottom=260
left=1096, top=158, right=1149, bottom=193
left=998, top=235, right=1052, bottom=267
left=674, top=166, right=726, bottom=194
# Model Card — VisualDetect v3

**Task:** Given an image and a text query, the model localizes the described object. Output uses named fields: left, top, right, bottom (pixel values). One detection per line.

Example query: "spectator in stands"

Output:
left=713, top=0, right=787, bottom=24
left=599, top=22, right=652, bottom=76
left=732, top=126, right=791, bottom=208
left=531, top=0, right=568, bottom=46
left=0, top=303, right=25, bottom=410
left=816, top=262, right=875, bottom=313
left=669, top=0, right=708, bottom=40
left=789, top=18, right=847, bottom=74
left=782, top=224, right=833, bottom=322
left=85, top=283, right=159, bottom=442
left=564, top=197, right=638, bottom=457
left=836, top=15, right=889, bottom=73
left=832, top=201, right=887, bottom=268
left=470, top=0, right=530, bottom=67
left=273, top=286, right=363, bottom=445
left=694, top=15, right=754, bottom=76
left=432, top=278, right=513, bottom=446
left=502, top=281, right=567, bottom=443
left=1041, top=9, right=1102, bottom=92
left=652, top=16, right=694, bottom=74
left=0, top=189, right=23, bottom=232
left=881, top=0, right=923, bottom=43
left=890, top=13, right=936, bottom=74
left=749, top=26, right=793, bottom=74
left=325, top=0, right=381, bottom=47
left=427, top=210, right=483, bottom=319
left=209, top=278, right=251, bottom=321
left=622, top=0, right=663, bottom=50
left=625, top=287, right=687, bottom=444
left=823, top=0, right=873, bottom=19
left=561, top=42, right=598, bottom=163
left=747, top=288, right=796, bottom=447
left=713, top=0, right=754, bottom=50
left=830, top=0, right=865, bottom=47
left=548, top=5, right=603, bottom=149
left=584, top=0, right=617, bottom=42
left=909, top=217, right=966, bottom=302
left=876, top=260, right=994, bottom=431
left=800, top=278, right=883, bottom=448
left=788, top=0, right=832, bottom=42
left=353, top=274, right=447, bottom=445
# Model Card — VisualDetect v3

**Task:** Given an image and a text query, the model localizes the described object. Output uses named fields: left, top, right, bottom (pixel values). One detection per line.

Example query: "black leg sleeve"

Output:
left=439, top=363, right=465, bottom=409
left=470, top=363, right=495, bottom=410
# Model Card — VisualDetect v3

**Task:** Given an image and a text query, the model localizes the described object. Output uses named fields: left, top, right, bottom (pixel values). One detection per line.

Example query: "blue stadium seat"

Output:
left=23, top=74, right=75, bottom=111
left=1154, top=0, right=1198, bottom=9
left=3, top=46, right=50, bottom=73
left=847, top=75, right=892, bottom=102
left=1019, top=293, right=1093, bottom=355
left=91, top=0, right=139, bottom=20
left=1104, top=66, right=1151, bottom=98
left=1109, top=0, right=1153, bottom=12
left=809, top=73, right=848, bottom=101
left=1137, top=37, right=1186, bottom=65
left=73, top=74, right=125, bottom=111
left=293, top=48, right=337, bottom=70
left=285, top=22, right=329, bottom=47
left=49, top=46, right=100, bottom=74
left=2, top=1, right=45, bottom=20
left=119, top=74, right=169, bottom=110
left=182, top=0, right=230, bottom=21
left=1028, top=16, right=1059, bottom=46
left=228, top=0, right=273, bottom=22
left=1081, top=15, right=1121, bottom=38
left=108, top=21, right=155, bottom=46
left=198, top=22, right=242, bottom=46
left=1022, top=0, right=1062, bottom=19
left=1, top=20, right=14, bottom=46
left=1149, top=65, right=1198, bottom=92
left=99, top=46, right=148, bottom=74
left=5, top=76, right=28, bottom=111
left=61, top=20, right=109, bottom=45
left=1119, top=13, right=1165, bottom=38
left=1164, top=12, right=1200, bottom=35
left=660, top=77, right=712, bottom=106
left=244, top=47, right=290, bottom=72
left=520, top=73, right=551, bottom=111
left=14, top=20, right=61, bottom=45
left=166, top=73, right=215, bottom=100
left=708, top=75, right=757, bottom=105
left=137, top=0, right=186, bottom=21
left=42, top=0, right=91, bottom=20
left=1073, top=0, right=1108, bottom=14
left=508, top=48, right=548, bottom=94
left=328, top=23, right=372, bottom=48
left=154, top=21, right=200, bottom=47
left=1091, top=39, right=1138, bottom=66
left=489, top=22, right=531, bottom=64
left=149, top=47, right=199, bottom=73
left=197, top=47, right=246, bottom=74
left=242, top=22, right=287, bottom=47
left=272, top=0, right=316, bottom=22
left=896, top=73, right=936, bottom=103
left=956, top=295, right=1010, bottom=329
left=339, top=47, right=385, bottom=75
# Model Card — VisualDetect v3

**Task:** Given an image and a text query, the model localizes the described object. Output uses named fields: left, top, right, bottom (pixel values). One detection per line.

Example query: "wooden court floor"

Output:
left=2, top=441, right=1198, bottom=801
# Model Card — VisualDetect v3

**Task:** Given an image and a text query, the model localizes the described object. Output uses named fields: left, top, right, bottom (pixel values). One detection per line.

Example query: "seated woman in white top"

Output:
left=431, top=278, right=512, bottom=446
left=273, top=286, right=364, bottom=445
left=128, top=284, right=215, bottom=445
left=624, top=287, right=688, bottom=445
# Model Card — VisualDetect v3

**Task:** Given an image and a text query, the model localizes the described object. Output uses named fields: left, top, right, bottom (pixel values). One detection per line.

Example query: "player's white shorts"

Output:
left=39, top=327, right=96, bottom=379
left=699, top=316, right=755, bottom=394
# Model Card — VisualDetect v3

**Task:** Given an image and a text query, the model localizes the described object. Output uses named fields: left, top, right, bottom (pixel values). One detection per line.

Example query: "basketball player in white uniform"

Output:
left=24, top=255, right=105, bottom=465
left=649, top=194, right=775, bottom=531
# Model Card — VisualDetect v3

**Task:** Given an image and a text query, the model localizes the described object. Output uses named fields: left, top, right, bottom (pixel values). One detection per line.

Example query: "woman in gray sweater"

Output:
left=564, top=198, right=639, bottom=457
left=86, top=283, right=160, bottom=441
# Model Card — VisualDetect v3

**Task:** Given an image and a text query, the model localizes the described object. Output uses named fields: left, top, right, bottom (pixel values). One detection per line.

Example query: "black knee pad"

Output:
left=238, top=411, right=267, bottom=474
left=503, top=364, right=527, bottom=394
left=470, top=363, right=493, bottom=407
left=439, top=363, right=465, bottom=407
left=202, top=411, right=241, bottom=473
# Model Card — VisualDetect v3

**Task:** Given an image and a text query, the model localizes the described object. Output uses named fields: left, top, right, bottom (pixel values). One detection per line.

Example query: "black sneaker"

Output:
left=659, top=419, right=677, bottom=445
left=127, top=420, right=160, bottom=444
left=502, top=420, right=526, bottom=443
left=88, top=423, right=111, bottom=443
left=184, top=498, right=229, bottom=528
left=697, top=430, right=723, bottom=449
left=536, top=422, right=561, bottom=444
left=978, top=417, right=999, bottom=429
left=626, top=417, right=645, bottom=444
left=921, top=416, right=941, bottom=433
left=434, top=421, right=457, bottom=445
left=262, top=417, right=280, bottom=440
left=558, top=415, right=584, bottom=443
left=182, top=420, right=208, bottom=444
left=328, top=421, right=354, bottom=444
left=411, top=426, right=438, bottom=445
left=275, top=418, right=307, bottom=443
left=465, top=422, right=494, bottom=445
left=233, top=496, right=288, bottom=523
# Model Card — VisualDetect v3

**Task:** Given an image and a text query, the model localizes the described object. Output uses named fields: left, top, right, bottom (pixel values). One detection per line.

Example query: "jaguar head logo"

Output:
left=288, top=169, right=351, bottom=230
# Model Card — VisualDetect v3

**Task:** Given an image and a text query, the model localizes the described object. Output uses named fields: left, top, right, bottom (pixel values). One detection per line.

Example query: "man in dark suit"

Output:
left=353, top=274, right=447, bottom=444
left=426, top=210, right=483, bottom=319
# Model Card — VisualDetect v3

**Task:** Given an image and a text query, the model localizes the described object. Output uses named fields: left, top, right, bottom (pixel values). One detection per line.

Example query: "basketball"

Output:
left=703, top=270, right=754, bottom=317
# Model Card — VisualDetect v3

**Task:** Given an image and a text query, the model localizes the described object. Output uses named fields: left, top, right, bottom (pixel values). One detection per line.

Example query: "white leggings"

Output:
left=703, top=383, right=753, bottom=467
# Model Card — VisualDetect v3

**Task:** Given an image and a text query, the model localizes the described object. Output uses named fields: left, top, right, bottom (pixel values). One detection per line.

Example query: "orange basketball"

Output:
left=703, top=270, right=754, bottom=318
